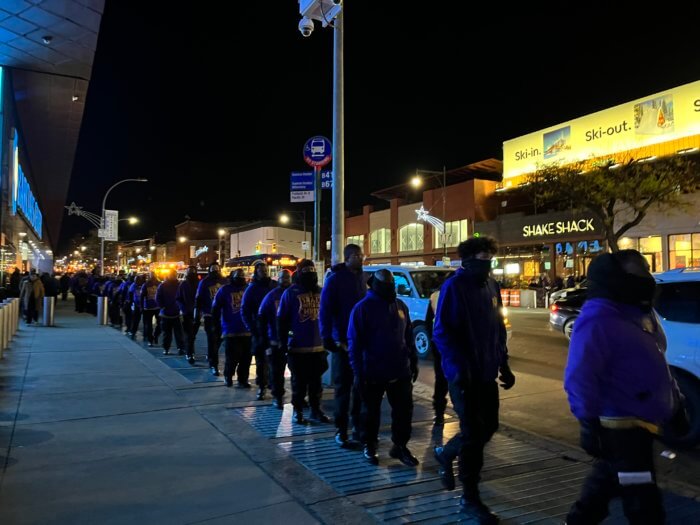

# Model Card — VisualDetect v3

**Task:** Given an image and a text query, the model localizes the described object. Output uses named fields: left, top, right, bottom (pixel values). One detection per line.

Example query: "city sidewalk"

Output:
left=1, top=300, right=699, bottom=524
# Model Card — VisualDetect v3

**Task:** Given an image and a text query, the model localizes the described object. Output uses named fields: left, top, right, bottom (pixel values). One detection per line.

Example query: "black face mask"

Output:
left=372, top=280, right=396, bottom=301
left=300, top=273, right=318, bottom=291
left=232, top=277, right=246, bottom=287
left=462, top=258, right=491, bottom=281
left=619, top=273, right=657, bottom=309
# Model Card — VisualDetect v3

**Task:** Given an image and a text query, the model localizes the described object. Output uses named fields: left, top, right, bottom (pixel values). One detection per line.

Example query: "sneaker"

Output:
left=210, top=367, right=220, bottom=377
left=237, top=381, right=252, bottom=389
left=273, top=397, right=284, bottom=409
left=162, top=349, right=170, bottom=355
left=294, top=411, right=307, bottom=425
left=224, top=377, right=233, bottom=387
left=433, top=446, right=455, bottom=490
left=459, top=494, right=499, bottom=523
left=363, top=446, right=379, bottom=466
left=187, top=355, right=196, bottom=365
left=147, top=342, right=153, bottom=348
left=335, top=432, right=348, bottom=447
left=389, top=444, right=419, bottom=467
left=256, top=388, right=266, bottom=401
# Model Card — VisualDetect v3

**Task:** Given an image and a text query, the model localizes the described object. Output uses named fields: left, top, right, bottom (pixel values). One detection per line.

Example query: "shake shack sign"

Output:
left=523, top=218, right=595, bottom=238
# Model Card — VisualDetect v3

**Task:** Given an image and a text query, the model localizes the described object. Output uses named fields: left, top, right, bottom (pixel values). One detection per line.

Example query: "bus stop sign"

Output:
left=303, top=136, right=332, bottom=167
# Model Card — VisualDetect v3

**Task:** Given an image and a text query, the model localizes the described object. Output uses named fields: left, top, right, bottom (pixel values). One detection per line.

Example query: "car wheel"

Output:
left=660, top=371, right=700, bottom=449
left=563, top=318, right=575, bottom=341
left=413, top=324, right=431, bottom=360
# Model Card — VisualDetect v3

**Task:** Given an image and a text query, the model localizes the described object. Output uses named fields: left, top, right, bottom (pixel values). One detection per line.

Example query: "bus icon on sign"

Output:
left=310, top=139, right=325, bottom=156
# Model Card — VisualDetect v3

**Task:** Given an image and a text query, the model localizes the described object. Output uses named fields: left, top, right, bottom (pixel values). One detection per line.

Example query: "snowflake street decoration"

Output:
left=415, top=205, right=445, bottom=234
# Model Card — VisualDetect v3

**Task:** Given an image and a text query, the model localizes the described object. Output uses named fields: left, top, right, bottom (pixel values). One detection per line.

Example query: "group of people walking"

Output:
left=73, top=234, right=687, bottom=524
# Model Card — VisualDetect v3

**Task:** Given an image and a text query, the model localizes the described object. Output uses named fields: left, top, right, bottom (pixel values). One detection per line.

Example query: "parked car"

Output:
left=549, top=293, right=585, bottom=340
left=363, top=265, right=454, bottom=359
left=550, top=267, right=700, bottom=447
left=549, top=279, right=587, bottom=303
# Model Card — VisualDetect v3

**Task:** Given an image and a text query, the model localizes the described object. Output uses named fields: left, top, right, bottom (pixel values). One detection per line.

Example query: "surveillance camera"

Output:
left=298, top=17, right=314, bottom=37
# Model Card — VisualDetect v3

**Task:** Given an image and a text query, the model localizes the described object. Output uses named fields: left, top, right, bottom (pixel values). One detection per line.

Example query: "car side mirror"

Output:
left=397, top=284, right=411, bottom=296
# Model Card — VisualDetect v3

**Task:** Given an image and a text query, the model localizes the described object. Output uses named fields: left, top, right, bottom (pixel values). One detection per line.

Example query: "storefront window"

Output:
left=638, top=236, right=663, bottom=272
left=399, top=223, right=424, bottom=252
left=618, top=237, right=639, bottom=250
left=434, top=219, right=468, bottom=249
left=369, top=228, right=391, bottom=254
left=346, top=234, right=364, bottom=247
left=669, top=233, right=700, bottom=269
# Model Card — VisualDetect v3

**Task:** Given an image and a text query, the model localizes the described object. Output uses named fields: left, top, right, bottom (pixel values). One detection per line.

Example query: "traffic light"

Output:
left=271, top=243, right=277, bottom=253
left=255, top=243, right=261, bottom=254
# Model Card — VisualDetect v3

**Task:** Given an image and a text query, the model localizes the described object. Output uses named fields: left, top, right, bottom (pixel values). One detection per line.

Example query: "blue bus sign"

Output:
left=303, top=135, right=332, bottom=167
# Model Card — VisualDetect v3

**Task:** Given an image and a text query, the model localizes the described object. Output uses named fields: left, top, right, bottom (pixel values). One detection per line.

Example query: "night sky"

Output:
left=60, top=3, right=700, bottom=253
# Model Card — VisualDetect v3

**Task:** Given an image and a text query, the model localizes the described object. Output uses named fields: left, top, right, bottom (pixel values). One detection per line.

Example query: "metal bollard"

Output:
left=0, top=306, right=5, bottom=357
left=97, top=296, right=109, bottom=325
left=1, top=305, right=7, bottom=352
left=43, top=296, right=55, bottom=326
left=10, top=298, right=17, bottom=336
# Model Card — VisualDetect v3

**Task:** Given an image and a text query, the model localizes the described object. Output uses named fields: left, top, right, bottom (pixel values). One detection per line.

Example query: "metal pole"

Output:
left=331, top=10, right=344, bottom=266
left=303, top=210, right=308, bottom=260
left=442, top=165, right=447, bottom=258
left=314, top=166, right=321, bottom=262
left=99, top=178, right=148, bottom=276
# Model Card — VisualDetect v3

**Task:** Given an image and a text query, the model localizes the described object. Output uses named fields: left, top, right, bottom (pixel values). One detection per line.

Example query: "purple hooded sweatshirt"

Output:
left=564, top=297, right=678, bottom=425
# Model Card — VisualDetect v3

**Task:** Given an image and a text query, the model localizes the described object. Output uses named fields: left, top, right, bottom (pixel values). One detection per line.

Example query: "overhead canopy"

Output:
left=0, top=1, right=105, bottom=249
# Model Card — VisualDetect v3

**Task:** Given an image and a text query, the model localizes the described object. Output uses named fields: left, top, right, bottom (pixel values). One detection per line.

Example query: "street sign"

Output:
left=301, top=240, right=310, bottom=251
left=290, top=171, right=315, bottom=202
left=321, top=170, right=332, bottom=189
left=303, top=136, right=332, bottom=167
left=101, top=209, right=119, bottom=241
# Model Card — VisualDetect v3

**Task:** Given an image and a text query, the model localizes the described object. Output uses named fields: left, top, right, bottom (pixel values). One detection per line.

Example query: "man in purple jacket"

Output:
left=258, top=269, right=293, bottom=408
left=432, top=237, right=514, bottom=523
left=156, top=269, right=185, bottom=356
left=277, top=260, right=329, bottom=424
left=212, top=269, right=252, bottom=388
left=176, top=266, right=199, bottom=364
left=242, top=262, right=276, bottom=400
left=348, top=269, right=419, bottom=467
left=564, top=250, right=686, bottom=525
left=319, top=243, right=367, bottom=448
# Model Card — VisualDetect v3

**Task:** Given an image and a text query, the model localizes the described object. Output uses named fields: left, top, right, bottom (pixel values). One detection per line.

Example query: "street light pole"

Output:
left=331, top=10, right=344, bottom=266
left=442, top=165, right=447, bottom=258
left=99, top=178, right=147, bottom=276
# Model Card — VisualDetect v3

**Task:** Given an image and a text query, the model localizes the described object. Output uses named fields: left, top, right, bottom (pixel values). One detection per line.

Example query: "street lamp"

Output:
left=178, top=236, right=187, bottom=243
left=279, top=211, right=308, bottom=259
left=218, top=228, right=226, bottom=264
left=298, top=1, right=344, bottom=265
left=100, top=178, right=148, bottom=275
left=411, top=167, right=448, bottom=258
left=119, top=217, right=139, bottom=225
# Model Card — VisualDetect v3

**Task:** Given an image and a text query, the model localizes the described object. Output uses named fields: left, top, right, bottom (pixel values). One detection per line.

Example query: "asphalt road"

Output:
left=417, top=308, right=700, bottom=490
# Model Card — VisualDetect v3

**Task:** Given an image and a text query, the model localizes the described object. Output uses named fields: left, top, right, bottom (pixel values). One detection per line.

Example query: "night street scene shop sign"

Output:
left=522, top=219, right=595, bottom=238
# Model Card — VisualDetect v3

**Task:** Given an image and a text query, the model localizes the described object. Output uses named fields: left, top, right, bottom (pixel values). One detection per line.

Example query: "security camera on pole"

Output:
left=303, top=135, right=332, bottom=266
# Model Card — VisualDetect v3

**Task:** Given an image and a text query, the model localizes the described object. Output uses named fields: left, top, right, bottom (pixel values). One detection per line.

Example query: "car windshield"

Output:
left=410, top=270, right=453, bottom=298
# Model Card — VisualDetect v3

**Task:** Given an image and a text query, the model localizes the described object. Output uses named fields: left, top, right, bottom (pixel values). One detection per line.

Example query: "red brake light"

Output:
left=550, top=303, right=559, bottom=312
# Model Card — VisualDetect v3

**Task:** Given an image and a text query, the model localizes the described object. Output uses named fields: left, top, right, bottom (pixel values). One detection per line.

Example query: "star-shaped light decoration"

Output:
left=65, top=202, right=83, bottom=216
left=415, top=205, right=430, bottom=222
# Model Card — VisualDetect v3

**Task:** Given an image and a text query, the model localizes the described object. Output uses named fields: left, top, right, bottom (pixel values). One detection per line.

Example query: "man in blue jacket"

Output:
left=156, top=269, right=185, bottom=356
left=319, top=243, right=367, bottom=448
left=242, top=262, right=276, bottom=400
left=141, top=272, right=162, bottom=347
left=196, top=263, right=227, bottom=376
left=212, top=269, right=252, bottom=388
left=348, top=269, right=419, bottom=467
left=277, top=260, right=329, bottom=424
left=564, top=250, right=685, bottom=525
left=432, top=236, right=514, bottom=523
left=176, top=266, right=199, bottom=364
left=258, top=269, right=292, bottom=409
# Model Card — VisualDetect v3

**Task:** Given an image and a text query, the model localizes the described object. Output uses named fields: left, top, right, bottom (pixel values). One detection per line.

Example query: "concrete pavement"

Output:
left=1, top=300, right=699, bottom=524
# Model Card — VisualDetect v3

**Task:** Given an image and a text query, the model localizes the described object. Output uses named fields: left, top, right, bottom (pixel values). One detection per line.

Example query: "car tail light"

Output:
left=550, top=303, right=559, bottom=312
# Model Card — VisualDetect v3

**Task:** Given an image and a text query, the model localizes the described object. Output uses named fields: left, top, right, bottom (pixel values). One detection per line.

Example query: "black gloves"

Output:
left=579, top=419, right=603, bottom=457
left=323, top=337, right=339, bottom=353
left=498, top=362, right=515, bottom=390
left=411, top=363, right=419, bottom=383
